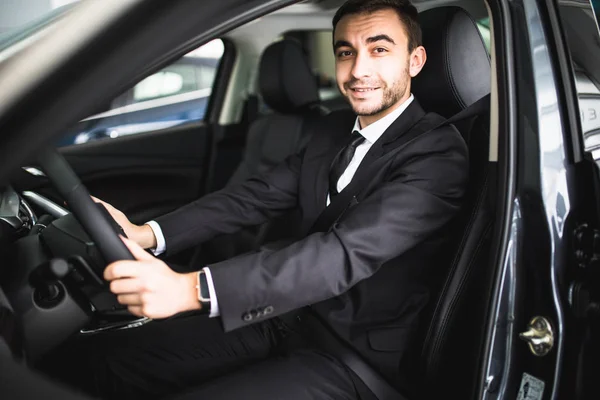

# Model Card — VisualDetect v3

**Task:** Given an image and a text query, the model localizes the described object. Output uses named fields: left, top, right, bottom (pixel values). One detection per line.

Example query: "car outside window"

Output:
left=133, top=69, right=192, bottom=103
left=477, top=17, right=491, bottom=52
left=58, top=39, right=225, bottom=146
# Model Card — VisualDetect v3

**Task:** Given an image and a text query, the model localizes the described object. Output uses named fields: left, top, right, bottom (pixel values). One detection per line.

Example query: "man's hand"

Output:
left=92, top=196, right=157, bottom=249
left=105, top=237, right=201, bottom=319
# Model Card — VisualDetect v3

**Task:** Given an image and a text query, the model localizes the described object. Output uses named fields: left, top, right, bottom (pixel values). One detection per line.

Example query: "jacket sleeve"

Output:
left=154, top=150, right=303, bottom=255
left=210, top=126, right=469, bottom=331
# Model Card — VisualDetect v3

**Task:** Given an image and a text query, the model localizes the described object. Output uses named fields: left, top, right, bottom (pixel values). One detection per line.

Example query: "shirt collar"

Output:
left=351, top=94, right=414, bottom=144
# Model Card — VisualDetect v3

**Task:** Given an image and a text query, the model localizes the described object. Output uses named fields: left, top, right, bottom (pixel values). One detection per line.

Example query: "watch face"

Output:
left=198, top=271, right=211, bottom=303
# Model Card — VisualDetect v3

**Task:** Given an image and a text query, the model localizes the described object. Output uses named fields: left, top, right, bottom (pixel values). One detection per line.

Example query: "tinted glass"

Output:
left=57, top=39, right=225, bottom=146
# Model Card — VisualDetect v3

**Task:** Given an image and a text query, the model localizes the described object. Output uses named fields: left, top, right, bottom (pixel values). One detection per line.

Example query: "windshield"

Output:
left=0, top=1, right=80, bottom=52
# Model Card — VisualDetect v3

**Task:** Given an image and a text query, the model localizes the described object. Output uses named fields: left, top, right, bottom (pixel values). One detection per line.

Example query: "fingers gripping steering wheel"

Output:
left=37, top=148, right=151, bottom=332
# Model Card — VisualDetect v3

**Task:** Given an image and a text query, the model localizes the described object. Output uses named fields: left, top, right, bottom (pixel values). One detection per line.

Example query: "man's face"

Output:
left=334, top=9, right=424, bottom=126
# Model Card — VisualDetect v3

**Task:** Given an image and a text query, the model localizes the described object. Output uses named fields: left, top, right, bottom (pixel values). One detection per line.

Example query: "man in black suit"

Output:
left=86, top=0, right=468, bottom=398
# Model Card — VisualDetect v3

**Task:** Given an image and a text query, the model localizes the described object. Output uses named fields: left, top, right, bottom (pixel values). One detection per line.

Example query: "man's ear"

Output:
left=409, top=46, right=427, bottom=77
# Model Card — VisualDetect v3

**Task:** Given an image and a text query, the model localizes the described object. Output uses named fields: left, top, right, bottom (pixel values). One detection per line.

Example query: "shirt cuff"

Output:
left=202, top=267, right=220, bottom=318
left=145, top=221, right=166, bottom=256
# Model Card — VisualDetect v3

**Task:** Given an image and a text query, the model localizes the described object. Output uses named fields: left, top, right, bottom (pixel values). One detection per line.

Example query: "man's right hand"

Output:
left=91, top=196, right=157, bottom=250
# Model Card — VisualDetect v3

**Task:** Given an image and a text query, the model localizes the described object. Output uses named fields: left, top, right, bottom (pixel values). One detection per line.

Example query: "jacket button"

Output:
left=264, top=306, right=274, bottom=315
left=242, top=312, right=253, bottom=322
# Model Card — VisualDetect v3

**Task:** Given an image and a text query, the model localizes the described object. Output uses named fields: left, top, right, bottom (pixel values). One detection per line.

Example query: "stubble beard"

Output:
left=345, top=66, right=410, bottom=117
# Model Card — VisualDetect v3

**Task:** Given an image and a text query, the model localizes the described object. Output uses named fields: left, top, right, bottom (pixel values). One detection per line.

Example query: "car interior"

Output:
left=0, top=0, right=507, bottom=398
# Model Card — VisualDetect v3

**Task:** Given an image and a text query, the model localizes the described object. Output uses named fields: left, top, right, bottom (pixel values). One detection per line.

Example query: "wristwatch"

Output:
left=196, top=270, right=211, bottom=313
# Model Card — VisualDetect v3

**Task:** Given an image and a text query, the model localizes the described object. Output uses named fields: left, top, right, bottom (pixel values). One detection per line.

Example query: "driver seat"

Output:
left=410, top=6, right=495, bottom=399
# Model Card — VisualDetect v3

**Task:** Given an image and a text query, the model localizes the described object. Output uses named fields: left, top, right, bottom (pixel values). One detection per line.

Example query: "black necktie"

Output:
left=329, top=130, right=366, bottom=199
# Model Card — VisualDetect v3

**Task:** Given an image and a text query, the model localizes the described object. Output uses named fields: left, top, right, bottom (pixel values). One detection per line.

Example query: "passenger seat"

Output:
left=204, top=39, right=332, bottom=262
left=227, top=39, right=328, bottom=184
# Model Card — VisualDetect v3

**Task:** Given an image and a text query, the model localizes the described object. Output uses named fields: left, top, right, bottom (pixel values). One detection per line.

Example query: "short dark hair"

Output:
left=332, top=0, right=422, bottom=53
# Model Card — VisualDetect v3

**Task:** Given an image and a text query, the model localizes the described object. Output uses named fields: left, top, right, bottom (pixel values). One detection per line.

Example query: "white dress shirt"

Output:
left=147, top=94, right=414, bottom=317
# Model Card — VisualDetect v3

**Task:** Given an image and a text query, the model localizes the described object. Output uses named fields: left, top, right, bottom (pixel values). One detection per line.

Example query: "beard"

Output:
left=343, top=65, right=410, bottom=117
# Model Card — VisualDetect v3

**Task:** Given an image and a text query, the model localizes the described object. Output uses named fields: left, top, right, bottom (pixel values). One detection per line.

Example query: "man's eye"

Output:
left=374, top=47, right=388, bottom=53
left=337, top=50, right=353, bottom=58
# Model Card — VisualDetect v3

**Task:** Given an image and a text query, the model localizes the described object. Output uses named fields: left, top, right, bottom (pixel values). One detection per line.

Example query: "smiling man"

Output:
left=333, top=3, right=424, bottom=127
left=59, top=1, right=469, bottom=399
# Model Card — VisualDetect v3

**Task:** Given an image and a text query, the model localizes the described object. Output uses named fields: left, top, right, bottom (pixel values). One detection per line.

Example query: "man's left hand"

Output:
left=104, top=237, right=201, bottom=318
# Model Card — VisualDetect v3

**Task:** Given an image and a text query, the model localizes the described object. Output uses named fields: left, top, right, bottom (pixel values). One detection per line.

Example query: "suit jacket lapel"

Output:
left=307, top=100, right=432, bottom=234
left=351, top=100, right=426, bottom=177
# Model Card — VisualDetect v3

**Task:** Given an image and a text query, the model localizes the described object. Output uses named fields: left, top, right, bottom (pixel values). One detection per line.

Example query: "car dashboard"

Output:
left=0, top=186, right=35, bottom=361
left=0, top=186, right=98, bottom=361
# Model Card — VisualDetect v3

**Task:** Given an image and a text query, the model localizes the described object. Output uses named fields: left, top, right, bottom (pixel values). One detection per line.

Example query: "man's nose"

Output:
left=350, top=52, right=372, bottom=79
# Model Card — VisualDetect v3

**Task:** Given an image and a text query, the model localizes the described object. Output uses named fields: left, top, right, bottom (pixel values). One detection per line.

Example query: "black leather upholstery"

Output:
left=258, top=39, right=320, bottom=113
left=205, top=40, right=326, bottom=261
left=410, top=7, right=496, bottom=400
left=229, top=39, right=325, bottom=186
left=413, top=6, right=491, bottom=118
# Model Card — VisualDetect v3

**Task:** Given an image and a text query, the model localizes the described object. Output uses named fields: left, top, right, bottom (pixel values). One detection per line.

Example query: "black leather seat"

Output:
left=205, top=39, right=331, bottom=262
left=228, top=38, right=327, bottom=185
left=410, top=7, right=495, bottom=400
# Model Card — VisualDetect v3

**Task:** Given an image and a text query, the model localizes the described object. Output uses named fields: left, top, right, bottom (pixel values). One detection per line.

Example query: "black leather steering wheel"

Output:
left=36, top=148, right=152, bottom=333
left=36, top=147, right=135, bottom=265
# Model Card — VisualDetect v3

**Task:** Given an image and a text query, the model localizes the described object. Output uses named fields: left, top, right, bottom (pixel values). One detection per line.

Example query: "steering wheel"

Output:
left=36, top=147, right=151, bottom=332
left=37, top=148, right=135, bottom=263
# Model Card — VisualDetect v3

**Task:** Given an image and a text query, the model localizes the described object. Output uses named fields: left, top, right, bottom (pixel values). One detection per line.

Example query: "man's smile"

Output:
left=348, top=86, right=381, bottom=97
left=352, top=87, right=379, bottom=92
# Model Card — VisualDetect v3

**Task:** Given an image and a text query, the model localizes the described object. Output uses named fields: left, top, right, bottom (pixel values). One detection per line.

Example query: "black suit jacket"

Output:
left=155, top=100, right=469, bottom=386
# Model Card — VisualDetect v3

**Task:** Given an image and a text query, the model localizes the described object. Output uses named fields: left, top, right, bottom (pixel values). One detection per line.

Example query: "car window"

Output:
left=133, top=69, right=191, bottom=103
left=57, top=38, right=225, bottom=146
left=131, top=58, right=218, bottom=104
left=476, top=17, right=491, bottom=52
left=556, top=0, right=600, bottom=156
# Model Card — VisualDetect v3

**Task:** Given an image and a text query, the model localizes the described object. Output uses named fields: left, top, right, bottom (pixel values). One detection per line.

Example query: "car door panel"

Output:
left=14, top=122, right=213, bottom=225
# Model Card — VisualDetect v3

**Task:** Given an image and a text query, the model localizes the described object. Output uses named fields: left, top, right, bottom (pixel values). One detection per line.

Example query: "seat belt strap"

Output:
left=444, top=94, right=490, bottom=126
left=301, top=312, right=410, bottom=400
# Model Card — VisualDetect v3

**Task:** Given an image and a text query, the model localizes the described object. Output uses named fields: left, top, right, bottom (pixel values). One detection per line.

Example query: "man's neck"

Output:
left=351, top=94, right=414, bottom=146
left=358, top=93, right=413, bottom=129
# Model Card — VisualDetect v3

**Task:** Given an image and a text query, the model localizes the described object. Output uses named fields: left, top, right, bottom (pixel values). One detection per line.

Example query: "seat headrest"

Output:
left=413, top=7, right=490, bottom=118
left=258, top=39, right=320, bottom=113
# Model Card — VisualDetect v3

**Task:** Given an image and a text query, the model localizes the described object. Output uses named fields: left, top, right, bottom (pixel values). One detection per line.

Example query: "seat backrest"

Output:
left=227, top=39, right=325, bottom=185
left=202, top=40, right=327, bottom=262
left=410, top=7, right=496, bottom=399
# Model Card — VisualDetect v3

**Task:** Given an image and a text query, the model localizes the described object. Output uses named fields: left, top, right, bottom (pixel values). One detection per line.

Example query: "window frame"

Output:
left=59, top=37, right=235, bottom=146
